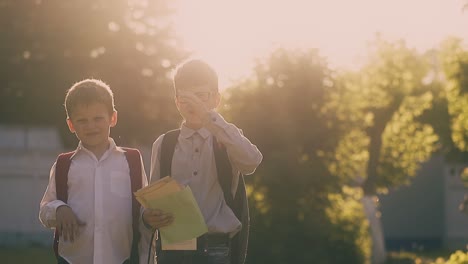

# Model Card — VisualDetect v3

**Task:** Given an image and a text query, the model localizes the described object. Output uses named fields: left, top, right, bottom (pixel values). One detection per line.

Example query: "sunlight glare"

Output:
left=173, top=0, right=468, bottom=88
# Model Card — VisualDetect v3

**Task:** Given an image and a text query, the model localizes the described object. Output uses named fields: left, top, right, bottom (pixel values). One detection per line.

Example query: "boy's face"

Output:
left=66, top=102, right=117, bottom=152
left=175, top=85, right=220, bottom=125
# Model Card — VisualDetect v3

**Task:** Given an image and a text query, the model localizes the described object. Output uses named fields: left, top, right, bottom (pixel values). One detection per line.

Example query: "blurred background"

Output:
left=1, top=0, right=468, bottom=263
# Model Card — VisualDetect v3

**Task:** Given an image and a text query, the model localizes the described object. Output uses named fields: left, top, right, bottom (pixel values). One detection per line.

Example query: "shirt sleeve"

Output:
left=204, top=111, right=263, bottom=175
left=38, top=163, right=68, bottom=229
left=149, top=134, right=165, bottom=184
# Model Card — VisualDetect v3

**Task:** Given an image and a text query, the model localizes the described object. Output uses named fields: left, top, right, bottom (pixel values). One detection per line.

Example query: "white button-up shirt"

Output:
left=39, top=138, right=151, bottom=264
left=150, top=112, right=263, bottom=235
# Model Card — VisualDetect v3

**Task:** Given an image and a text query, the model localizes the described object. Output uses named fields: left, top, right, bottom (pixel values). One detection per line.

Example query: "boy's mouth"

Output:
left=86, top=132, right=100, bottom=137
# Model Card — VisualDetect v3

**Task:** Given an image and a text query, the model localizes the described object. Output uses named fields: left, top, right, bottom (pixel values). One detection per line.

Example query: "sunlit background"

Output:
left=173, top=0, right=468, bottom=88
left=2, top=0, right=468, bottom=263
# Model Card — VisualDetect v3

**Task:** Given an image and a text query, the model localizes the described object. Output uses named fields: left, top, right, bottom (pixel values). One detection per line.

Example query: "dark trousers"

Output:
left=157, top=234, right=231, bottom=264
left=57, top=257, right=69, bottom=264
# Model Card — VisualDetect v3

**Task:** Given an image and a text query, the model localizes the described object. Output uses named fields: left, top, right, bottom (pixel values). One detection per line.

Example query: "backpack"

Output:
left=158, top=129, right=250, bottom=264
left=54, top=147, right=143, bottom=264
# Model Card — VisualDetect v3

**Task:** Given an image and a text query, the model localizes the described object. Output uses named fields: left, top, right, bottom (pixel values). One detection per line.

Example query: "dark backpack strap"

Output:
left=213, top=137, right=234, bottom=206
left=155, top=129, right=180, bottom=256
left=53, top=151, right=75, bottom=260
left=160, top=129, right=181, bottom=179
left=122, top=147, right=143, bottom=264
left=213, top=138, right=249, bottom=264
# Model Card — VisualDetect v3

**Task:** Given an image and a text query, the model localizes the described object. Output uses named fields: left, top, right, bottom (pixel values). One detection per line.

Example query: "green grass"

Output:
left=0, top=246, right=455, bottom=264
left=0, top=246, right=55, bottom=264
left=386, top=250, right=453, bottom=264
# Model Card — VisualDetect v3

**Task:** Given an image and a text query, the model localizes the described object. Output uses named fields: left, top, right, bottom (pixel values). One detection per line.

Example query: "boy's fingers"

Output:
left=69, top=226, right=75, bottom=242
left=146, top=214, right=174, bottom=228
left=159, top=217, right=174, bottom=228
left=151, top=209, right=163, bottom=215
left=65, top=223, right=72, bottom=241
left=62, top=227, right=69, bottom=241
left=73, top=224, right=80, bottom=240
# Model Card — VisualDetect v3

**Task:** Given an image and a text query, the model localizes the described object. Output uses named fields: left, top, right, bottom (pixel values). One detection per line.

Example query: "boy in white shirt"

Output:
left=39, top=79, right=161, bottom=264
left=143, top=59, right=263, bottom=264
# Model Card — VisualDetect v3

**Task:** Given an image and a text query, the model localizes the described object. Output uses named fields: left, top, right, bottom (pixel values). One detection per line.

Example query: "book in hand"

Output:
left=135, top=176, right=208, bottom=249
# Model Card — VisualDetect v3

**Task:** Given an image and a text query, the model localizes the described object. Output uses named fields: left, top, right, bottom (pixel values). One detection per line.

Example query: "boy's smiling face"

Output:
left=66, top=102, right=117, bottom=154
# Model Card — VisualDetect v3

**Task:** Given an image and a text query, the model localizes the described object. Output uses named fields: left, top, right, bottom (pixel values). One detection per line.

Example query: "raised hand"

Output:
left=176, top=91, right=212, bottom=125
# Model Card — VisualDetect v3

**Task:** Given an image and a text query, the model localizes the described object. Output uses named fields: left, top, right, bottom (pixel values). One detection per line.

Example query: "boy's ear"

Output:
left=110, top=111, right=118, bottom=127
left=66, top=118, right=75, bottom=133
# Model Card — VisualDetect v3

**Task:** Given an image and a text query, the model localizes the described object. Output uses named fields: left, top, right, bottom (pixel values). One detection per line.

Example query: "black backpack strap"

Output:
left=155, top=129, right=180, bottom=256
left=53, top=151, right=75, bottom=260
left=160, top=129, right=181, bottom=179
left=212, top=138, right=249, bottom=264
left=122, top=147, right=143, bottom=264
left=213, top=137, right=234, bottom=206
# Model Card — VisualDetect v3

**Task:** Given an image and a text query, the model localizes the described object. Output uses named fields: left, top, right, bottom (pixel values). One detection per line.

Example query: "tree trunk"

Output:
left=362, top=97, right=403, bottom=263
left=362, top=195, right=386, bottom=264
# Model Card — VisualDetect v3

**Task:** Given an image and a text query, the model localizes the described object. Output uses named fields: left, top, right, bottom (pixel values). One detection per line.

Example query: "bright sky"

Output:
left=172, top=0, right=468, bottom=88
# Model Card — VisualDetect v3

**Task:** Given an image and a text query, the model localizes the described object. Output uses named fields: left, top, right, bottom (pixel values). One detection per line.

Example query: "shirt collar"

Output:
left=180, top=123, right=211, bottom=140
left=72, top=138, right=123, bottom=158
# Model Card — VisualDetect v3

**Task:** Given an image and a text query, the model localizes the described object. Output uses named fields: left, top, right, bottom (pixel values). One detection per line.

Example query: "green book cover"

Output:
left=147, top=186, right=208, bottom=245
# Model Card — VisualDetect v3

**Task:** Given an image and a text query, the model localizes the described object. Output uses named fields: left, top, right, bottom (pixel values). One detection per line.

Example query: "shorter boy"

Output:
left=39, top=79, right=160, bottom=264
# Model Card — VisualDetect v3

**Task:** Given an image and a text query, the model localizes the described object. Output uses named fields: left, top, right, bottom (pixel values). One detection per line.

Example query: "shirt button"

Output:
left=193, top=171, right=198, bottom=176
left=195, top=148, right=199, bottom=153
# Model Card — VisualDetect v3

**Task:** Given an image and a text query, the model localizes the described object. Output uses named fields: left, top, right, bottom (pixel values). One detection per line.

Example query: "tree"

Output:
left=0, top=0, right=185, bottom=146
left=327, top=37, right=439, bottom=263
left=222, top=48, right=370, bottom=264
left=438, top=38, right=468, bottom=154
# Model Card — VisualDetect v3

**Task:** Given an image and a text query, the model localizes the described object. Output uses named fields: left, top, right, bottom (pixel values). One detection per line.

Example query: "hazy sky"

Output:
left=173, top=0, right=468, bottom=87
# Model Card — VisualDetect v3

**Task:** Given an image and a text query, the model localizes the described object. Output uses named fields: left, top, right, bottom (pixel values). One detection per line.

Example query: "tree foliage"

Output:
left=0, top=0, right=185, bottom=146
left=438, top=38, right=468, bottom=153
left=327, top=38, right=439, bottom=194
left=222, top=48, right=370, bottom=264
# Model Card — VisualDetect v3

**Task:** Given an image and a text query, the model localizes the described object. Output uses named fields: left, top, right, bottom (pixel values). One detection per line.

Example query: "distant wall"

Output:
left=443, top=163, right=468, bottom=249
left=0, top=126, right=64, bottom=246
left=380, top=155, right=445, bottom=251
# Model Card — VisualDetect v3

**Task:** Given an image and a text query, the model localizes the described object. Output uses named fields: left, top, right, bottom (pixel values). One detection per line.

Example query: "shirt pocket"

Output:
left=110, top=171, right=131, bottom=198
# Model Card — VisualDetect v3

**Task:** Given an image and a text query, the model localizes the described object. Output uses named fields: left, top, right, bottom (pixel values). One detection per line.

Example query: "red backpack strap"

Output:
left=122, top=147, right=143, bottom=263
left=53, top=151, right=75, bottom=259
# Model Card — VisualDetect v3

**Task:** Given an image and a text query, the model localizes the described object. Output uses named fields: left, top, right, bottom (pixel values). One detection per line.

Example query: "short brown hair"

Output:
left=64, top=79, right=115, bottom=118
left=173, top=59, right=218, bottom=94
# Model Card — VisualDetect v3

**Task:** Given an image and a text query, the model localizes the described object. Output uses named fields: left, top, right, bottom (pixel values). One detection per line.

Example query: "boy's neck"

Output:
left=184, top=122, right=203, bottom=130
left=82, top=142, right=110, bottom=161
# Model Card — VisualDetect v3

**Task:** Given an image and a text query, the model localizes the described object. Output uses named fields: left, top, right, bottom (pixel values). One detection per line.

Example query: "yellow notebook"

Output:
left=135, top=176, right=208, bottom=246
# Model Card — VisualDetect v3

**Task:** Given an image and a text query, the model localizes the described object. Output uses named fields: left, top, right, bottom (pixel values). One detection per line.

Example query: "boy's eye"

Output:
left=194, top=92, right=211, bottom=101
left=75, top=119, right=87, bottom=124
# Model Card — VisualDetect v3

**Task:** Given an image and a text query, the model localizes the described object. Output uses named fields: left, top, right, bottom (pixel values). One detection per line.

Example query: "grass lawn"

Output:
left=386, top=250, right=453, bottom=264
left=0, top=246, right=455, bottom=264
left=0, top=246, right=55, bottom=264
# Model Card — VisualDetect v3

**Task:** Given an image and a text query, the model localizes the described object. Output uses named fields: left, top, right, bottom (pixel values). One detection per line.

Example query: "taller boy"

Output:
left=145, top=59, right=263, bottom=264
